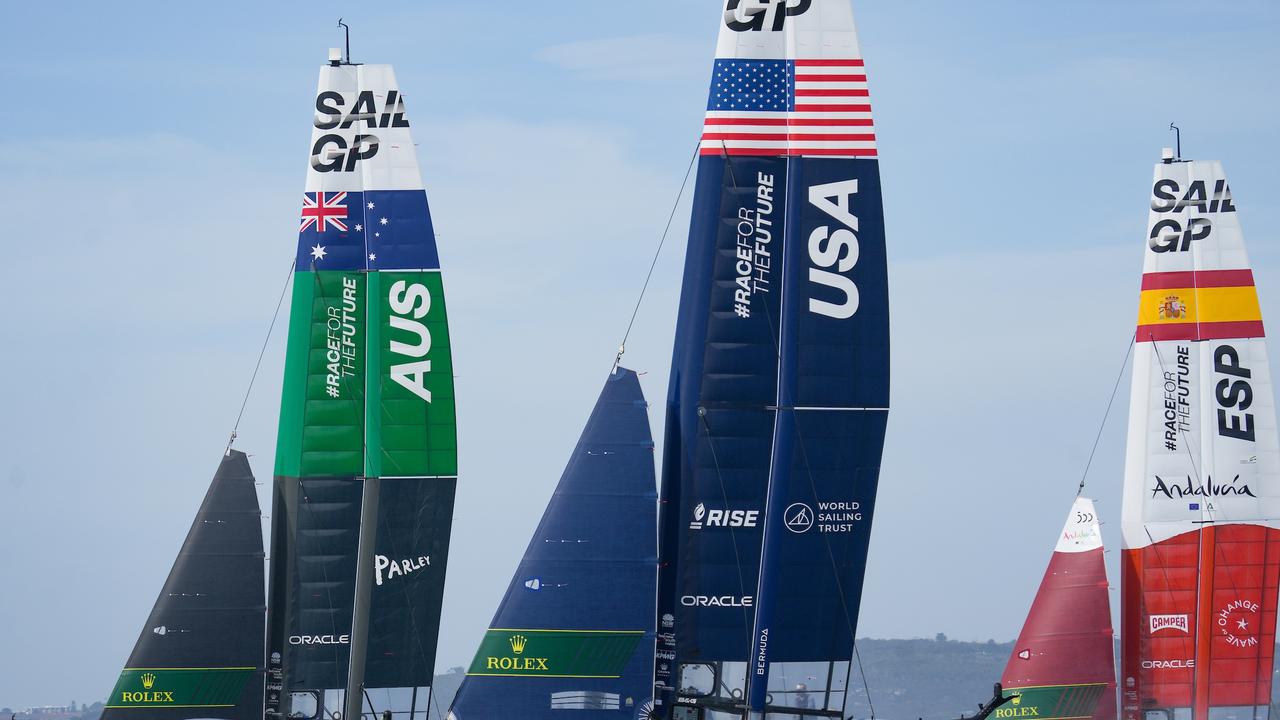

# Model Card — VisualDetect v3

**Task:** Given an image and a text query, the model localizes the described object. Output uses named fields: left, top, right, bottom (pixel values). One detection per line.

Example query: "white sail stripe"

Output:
left=704, top=111, right=875, bottom=120
left=704, top=123, right=875, bottom=133
left=699, top=140, right=879, bottom=151
left=793, top=81, right=870, bottom=91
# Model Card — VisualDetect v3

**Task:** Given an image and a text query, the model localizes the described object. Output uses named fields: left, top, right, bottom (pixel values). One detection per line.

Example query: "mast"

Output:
left=343, top=477, right=379, bottom=720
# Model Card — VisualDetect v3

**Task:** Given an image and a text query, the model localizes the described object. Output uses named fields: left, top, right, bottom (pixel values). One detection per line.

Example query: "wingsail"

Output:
left=1002, top=498, right=1116, bottom=720
left=103, top=451, right=265, bottom=720
left=265, top=58, right=458, bottom=720
left=1120, top=154, right=1280, bottom=720
left=448, top=369, right=657, bottom=719
left=654, top=1, right=890, bottom=716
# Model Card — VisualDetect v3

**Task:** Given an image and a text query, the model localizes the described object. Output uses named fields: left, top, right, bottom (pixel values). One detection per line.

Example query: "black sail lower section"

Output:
left=365, top=477, right=457, bottom=689
left=264, top=476, right=363, bottom=708
left=103, top=450, right=266, bottom=720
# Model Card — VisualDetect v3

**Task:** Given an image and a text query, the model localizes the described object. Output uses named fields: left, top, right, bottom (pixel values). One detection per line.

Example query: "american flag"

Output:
left=701, top=58, right=877, bottom=158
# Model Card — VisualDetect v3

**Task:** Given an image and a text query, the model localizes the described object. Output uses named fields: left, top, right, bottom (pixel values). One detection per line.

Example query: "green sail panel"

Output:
left=265, top=61, right=458, bottom=719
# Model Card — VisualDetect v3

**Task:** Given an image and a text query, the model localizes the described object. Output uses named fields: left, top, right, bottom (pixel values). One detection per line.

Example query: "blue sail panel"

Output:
left=656, top=1, right=890, bottom=713
left=448, top=369, right=657, bottom=719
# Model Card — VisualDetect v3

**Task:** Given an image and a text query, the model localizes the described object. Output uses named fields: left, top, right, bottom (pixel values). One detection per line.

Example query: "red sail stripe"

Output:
left=701, top=133, right=876, bottom=142
left=1135, top=320, right=1266, bottom=342
left=794, top=59, right=865, bottom=67
left=699, top=147, right=878, bottom=157
left=1140, top=269, right=1256, bottom=290
left=795, top=74, right=868, bottom=82
left=794, top=88, right=870, bottom=97
left=794, top=104, right=873, bottom=113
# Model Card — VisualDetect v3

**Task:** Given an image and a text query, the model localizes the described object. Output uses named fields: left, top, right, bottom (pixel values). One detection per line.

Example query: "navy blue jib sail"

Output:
left=449, top=369, right=657, bottom=719
left=654, top=2, right=889, bottom=717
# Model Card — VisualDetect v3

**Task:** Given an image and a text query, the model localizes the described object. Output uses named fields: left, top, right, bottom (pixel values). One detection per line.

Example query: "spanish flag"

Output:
left=1136, top=269, right=1264, bottom=342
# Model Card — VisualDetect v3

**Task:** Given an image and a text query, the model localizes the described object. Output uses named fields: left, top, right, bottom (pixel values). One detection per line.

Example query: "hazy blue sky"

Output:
left=3, top=0, right=1280, bottom=709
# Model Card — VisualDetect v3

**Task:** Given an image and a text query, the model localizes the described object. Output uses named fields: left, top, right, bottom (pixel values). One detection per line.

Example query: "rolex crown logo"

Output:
left=509, top=634, right=528, bottom=655
left=141, top=673, right=156, bottom=690
left=1011, top=694, right=1021, bottom=706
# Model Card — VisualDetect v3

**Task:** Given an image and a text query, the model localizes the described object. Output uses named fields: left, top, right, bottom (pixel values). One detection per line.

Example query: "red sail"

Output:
left=1002, top=498, right=1117, bottom=720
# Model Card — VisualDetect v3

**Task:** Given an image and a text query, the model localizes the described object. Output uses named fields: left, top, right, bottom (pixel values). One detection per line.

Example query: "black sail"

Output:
left=103, top=450, right=266, bottom=720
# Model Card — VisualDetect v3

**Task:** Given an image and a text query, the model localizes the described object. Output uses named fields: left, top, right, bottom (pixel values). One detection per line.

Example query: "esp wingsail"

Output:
left=265, top=55, right=458, bottom=720
left=1002, top=498, right=1116, bottom=720
left=654, top=1, right=890, bottom=717
left=103, top=451, right=266, bottom=720
left=1120, top=151, right=1280, bottom=720
left=447, top=368, right=657, bottom=719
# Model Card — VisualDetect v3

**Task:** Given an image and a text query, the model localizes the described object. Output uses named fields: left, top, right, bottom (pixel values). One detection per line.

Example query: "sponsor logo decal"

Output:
left=681, top=595, right=754, bottom=608
left=1149, top=614, right=1189, bottom=635
left=661, top=613, right=675, bottom=628
left=785, top=501, right=863, bottom=534
left=807, top=180, right=864, bottom=319
left=289, top=634, right=350, bottom=646
left=1141, top=658, right=1194, bottom=669
left=311, top=90, right=408, bottom=172
left=724, top=0, right=813, bottom=32
left=1214, top=345, right=1255, bottom=442
left=119, top=673, right=175, bottom=705
left=995, top=694, right=1038, bottom=718
left=1149, top=177, right=1236, bottom=253
left=690, top=503, right=760, bottom=530
left=374, top=554, right=430, bottom=586
left=1219, top=598, right=1260, bottom=648
left=1016, top=649, right=1031, bottom=660
left=1150, top=474, right=1256, bottom=500
left=484, top=634, right=549, bottom=672
left=731, top=172, right=778, bottom=321
left=784, top=503, right=814, bottom=533
left=754, top=628, right=769, bottom=677
left=319, top=275, right=361, bottom=399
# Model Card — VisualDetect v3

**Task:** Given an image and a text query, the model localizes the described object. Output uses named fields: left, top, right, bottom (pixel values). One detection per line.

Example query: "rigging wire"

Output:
left=1076, top=331, right=1137, bottom=496
left=227, top=259, right=296, bottom=453
left=612, top=141, right=701, bottom=372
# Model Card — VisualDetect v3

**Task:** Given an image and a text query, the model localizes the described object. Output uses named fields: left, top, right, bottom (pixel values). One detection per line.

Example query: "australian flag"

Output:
left=296, top=190, right=440, bottom=272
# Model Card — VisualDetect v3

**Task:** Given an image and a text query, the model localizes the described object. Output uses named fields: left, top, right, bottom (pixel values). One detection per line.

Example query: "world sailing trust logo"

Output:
left=1149, top=614, right=1189, bottom=635
left=724, top=0, right=813, bottom=32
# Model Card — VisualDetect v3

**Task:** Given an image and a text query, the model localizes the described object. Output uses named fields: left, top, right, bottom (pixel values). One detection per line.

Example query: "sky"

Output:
left=2, top=0, right=1280, bottom=710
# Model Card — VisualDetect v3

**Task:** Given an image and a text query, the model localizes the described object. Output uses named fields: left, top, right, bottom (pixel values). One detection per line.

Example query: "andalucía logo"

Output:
left=724, top=0, right=813, bottom=32
left=120, top=673, right=174, bottom=705
left=1151, top=475, right=1256, bottom=500
left=1149, top=614, right=1189, bottom=635
left=1219, top=599, right=1261, bottom=648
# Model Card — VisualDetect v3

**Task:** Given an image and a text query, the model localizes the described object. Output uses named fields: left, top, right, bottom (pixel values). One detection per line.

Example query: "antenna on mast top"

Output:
left=1170, top=122, right=1182, bottom=161
left=338, top=18, right=352, bottom=64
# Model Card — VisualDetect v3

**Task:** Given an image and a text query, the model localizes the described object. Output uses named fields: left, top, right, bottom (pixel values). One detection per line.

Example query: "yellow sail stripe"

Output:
left=1137, top=286, right=1261, bottom=326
